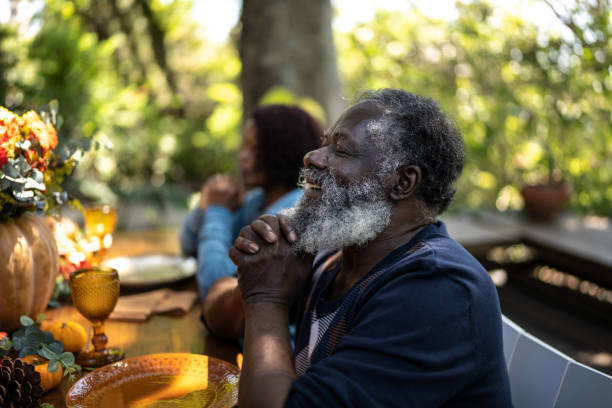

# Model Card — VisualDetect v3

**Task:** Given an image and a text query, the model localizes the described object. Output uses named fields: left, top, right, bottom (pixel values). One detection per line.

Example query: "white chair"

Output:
left=501, top=315, right=523, bottom=367
left=508, top=331, right=570, bottom=408
left=554, top=361, right=612, bottom=408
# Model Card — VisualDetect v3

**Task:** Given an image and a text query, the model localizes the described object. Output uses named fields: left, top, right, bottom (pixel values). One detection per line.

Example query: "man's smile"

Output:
left=298, top=171, right=324, bottom=194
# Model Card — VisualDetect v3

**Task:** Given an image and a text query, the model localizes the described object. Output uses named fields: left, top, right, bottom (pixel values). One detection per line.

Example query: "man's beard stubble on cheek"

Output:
left=281, top=168, right=392, bottom=254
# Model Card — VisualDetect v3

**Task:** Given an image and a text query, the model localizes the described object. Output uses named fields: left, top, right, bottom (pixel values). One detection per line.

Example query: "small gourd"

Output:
left=47, top=321, right=88, bottom=353
left=21, top=355, right=63, bottom=392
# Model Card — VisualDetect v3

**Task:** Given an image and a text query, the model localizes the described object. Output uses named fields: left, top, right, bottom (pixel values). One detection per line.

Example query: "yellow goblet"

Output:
left=83, top=203, right=117, bottom=264
left=69, top=266, right=124, bottom=368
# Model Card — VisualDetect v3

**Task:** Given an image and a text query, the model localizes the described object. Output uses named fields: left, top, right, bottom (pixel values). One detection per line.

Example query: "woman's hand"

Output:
left=199, top=174, right=243, bottom=211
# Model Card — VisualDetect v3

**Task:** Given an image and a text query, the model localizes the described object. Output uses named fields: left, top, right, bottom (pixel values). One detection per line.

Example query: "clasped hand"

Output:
left=199, top=174, right=243, bottom=211
left=229, top=214, right=313, bottom=308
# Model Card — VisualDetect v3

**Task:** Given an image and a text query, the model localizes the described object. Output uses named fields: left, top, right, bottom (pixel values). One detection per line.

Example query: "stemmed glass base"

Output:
left=77, top=348, right=124, bottom=369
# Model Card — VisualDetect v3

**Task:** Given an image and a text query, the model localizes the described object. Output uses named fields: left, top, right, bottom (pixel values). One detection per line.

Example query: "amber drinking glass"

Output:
left=70, top=266, right=124, bottom=368
left=83, top=203, right=117, bottom=265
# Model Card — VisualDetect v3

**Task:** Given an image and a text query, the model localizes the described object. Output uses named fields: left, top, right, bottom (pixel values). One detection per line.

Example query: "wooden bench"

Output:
left=502, top=315, right=612, bottom=407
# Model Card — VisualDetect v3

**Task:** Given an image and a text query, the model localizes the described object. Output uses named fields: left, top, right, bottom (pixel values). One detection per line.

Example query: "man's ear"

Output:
left=389, top=165, right=421, bottom=201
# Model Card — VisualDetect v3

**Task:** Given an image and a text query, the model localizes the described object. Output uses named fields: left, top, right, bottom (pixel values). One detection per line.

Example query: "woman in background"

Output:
left=180, top=105, right=323, bottom=305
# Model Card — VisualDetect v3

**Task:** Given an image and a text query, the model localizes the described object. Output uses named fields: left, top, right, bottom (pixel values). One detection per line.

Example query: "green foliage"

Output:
left=11, top=314, right=81, bottom=379
left=0, top=103, right=86, bottom=221
left=1, top=0, right=243, bottom=213
left=336, top=1, right=612, bottom=214
left=1, top=0, right=610, bottom=216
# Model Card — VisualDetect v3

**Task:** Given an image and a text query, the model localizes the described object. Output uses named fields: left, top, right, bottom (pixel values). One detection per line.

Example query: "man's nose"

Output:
left=303, top=147, right=327, bottom=169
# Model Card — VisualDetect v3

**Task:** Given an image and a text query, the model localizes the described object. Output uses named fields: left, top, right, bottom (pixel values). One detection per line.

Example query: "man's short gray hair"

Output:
left=357, top=89, right=465, bottom=215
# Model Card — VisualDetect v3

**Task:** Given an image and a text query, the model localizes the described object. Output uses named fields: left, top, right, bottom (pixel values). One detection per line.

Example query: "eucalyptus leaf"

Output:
left=30, top=169, right=44, bottom=183
left=55, top=114, right=64, bottom=131
left=81, top=138, right=91, bottom=151
left=48, top=359, right=60, bottom=373
left=20, top=315, right=35, bottom=326
left=13, top=189, right=35, bottom=201
left=48, top=299, right=61, bottom=308
left=42, top=331, right=54, bottom=344
left=49, top=99, right=59, bottom=122
left=58, top=146, right=71, bottom=161
left=53, top=191, right=69, bottom=204
left=15, top=139, right=31, bottom=150
left=4, top=163, right=19, bottom=178
left=59, top=352, right=75, bottom=366
left=48, top=340, right=64, bottom=355
left=24, top=325, right=39, bottom=336
left=23, top=177, right=46, bottom=191
left=12, top=335, right=26, bottom=350
left=12, top=327, right=26, bottom=340
left=18, top=346, right=37, bottom=358
left=25, top=335, right=45, bottom=349
left=15, top=156, right=31, bottom=174
left=0, top=177, right=10, bottom=191
left=39, top=346, right=56, bottom=360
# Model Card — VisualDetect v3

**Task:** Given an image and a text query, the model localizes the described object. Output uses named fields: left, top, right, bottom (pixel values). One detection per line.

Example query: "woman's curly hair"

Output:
left=251, top=105, right=324, bottom=191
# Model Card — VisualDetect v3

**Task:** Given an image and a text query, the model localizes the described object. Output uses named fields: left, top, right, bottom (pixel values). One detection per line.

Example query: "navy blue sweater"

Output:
left=286, top=222, right=513, bottom=407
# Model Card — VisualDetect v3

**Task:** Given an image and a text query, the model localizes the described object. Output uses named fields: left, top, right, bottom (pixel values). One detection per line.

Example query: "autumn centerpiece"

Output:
left=0, top=104, right=81, bottom=332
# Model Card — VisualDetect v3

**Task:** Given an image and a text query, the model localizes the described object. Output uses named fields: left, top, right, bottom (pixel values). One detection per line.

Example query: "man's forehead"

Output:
left=331, top=101, right=384, bottom=131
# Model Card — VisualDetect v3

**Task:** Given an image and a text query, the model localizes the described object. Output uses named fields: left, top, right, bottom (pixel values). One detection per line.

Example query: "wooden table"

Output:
left=41, top=228, right=241, bottom=407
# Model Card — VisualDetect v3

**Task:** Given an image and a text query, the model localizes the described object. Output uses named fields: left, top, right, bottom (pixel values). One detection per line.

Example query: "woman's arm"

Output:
left=202, top=276, right=244, bottom=339
left=179, top=209, right=204, bottom=257
left=195, top=205, right=238, bottom=299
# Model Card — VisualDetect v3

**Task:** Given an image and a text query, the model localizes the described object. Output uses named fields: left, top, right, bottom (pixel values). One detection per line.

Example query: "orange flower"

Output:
left=0, top=106, right=17, bottom=123
left=6, top=118, right=21, bottom=143
left=22, top=111, right=58, bottom=151
left=0, top=107, right=20, bottom=144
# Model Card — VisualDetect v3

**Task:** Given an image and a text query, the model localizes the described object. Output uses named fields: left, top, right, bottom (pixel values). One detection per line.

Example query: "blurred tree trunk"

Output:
left=240, top=0, right=344, bottom=124
left=137, top=0, right=185, bottom=117
left=137, top=0, right=179, bottom=96
left=109, top=0, right=147, bottom=83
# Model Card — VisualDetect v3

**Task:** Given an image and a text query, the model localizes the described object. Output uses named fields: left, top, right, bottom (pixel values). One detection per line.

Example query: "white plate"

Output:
left=103, top=254, right=197, bottom=288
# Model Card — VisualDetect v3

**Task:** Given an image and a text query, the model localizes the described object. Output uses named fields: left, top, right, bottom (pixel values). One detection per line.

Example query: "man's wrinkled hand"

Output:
left=229, top=215, right=313, bottom=308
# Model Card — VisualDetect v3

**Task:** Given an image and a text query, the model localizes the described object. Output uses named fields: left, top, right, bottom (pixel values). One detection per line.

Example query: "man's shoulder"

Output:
left=380, top=223, right=483, bottom=277
left=356, top=224, right=499, bottom=319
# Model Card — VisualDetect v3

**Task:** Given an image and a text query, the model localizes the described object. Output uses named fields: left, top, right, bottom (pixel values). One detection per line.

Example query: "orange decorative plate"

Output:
left=66, top=353, right=240, bottom=408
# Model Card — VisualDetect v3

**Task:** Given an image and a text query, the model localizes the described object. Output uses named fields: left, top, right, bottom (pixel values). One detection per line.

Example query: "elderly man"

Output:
left=210, top=89, right=512, bottom=407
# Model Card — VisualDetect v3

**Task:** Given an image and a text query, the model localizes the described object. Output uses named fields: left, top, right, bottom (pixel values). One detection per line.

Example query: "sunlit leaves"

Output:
left=336, top=1, right=612, bottom=215
left=207, top=83, right=242, bottom=105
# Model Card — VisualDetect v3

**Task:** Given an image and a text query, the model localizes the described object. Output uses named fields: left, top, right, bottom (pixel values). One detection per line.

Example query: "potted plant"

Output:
left=518, top=137, right=571, bottom=223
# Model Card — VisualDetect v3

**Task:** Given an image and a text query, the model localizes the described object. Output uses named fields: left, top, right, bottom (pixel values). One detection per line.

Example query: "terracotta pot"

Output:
left=0, top=213, right=59, bottom=332
left=520, top=183, right=571, bottom=222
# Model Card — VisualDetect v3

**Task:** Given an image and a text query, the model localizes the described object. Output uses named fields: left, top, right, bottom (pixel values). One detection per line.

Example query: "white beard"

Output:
left=281, top=168, right=392, bottom=254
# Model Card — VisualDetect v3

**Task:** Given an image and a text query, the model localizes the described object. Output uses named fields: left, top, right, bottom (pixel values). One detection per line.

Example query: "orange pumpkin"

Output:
left=0, top=213, right=59, bottom=332
left=21, top=355, right=64, bottom=392
left=47, top=321, right=88, bottom=353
